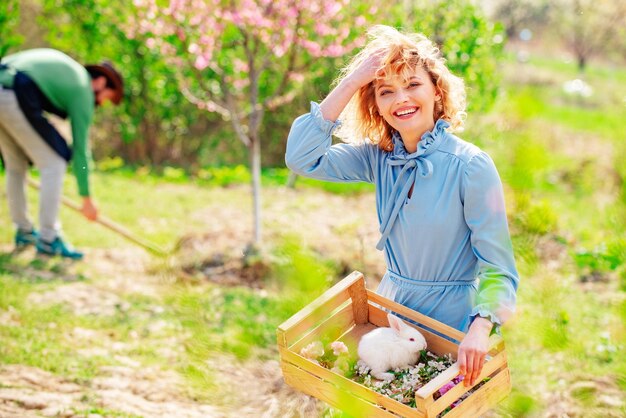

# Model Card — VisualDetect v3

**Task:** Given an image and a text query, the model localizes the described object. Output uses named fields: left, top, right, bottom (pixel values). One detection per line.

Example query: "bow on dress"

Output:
left=376, top=119, right=450, bottom=250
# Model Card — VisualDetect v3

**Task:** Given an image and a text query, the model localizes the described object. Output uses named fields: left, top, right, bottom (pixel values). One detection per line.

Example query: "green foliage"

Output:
left=541, top=309, right=570, bottom=350
left=197, top=165, right=251, bottom=186
left=574, top=241, right=625, bottom=273
left=40, top=0, right=217, bottom=165
left=0, top=0, right=22, bottom=57
left=501, top=389, right=540, bottom=417
left=96, top=156, right=125, bottom=171
left=504, top=136, right=551, bottom=192
left=388, top=0, right=505, bottom=113
left=270, top=236, right=337, bottom=294
left=167, top=286, right=285, bottom=360
left=513, top=193, right=558, bottom=236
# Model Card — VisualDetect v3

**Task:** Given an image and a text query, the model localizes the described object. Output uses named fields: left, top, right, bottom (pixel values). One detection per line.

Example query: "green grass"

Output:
left=0, top=271, right=101, bottom=381
left=160, top=237, right=339, bottom=399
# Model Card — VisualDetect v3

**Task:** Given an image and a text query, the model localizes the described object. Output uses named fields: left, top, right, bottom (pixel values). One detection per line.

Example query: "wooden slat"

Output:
left=278, top=271, right=364, bottom=346
left=367, top=290, right=466, bottom=342
left=348, top=275, right=369, bottom=324
left=416, top=338, right=508, bottom=400
left=415, top=364, right=461, bottom=403
left=415, top=352, right=506, bottom=411
left=368, top=304, right=459, bottom=356
left=280, top=346, right=425, bottom=418
left=430, top=368, right=511, bottom=418
left=282, top=362, right=404, bottom=418
left=280, top=288, right=350, bottom=345
left=289, top=302, right=355, bottom=353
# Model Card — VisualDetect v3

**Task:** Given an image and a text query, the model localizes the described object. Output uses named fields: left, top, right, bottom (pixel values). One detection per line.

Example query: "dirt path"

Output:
left=0, top=239, right=326, bottom=418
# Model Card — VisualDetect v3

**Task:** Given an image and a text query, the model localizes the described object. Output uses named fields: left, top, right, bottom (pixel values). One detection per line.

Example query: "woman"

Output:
left=285, top=25, right=518, bottom=386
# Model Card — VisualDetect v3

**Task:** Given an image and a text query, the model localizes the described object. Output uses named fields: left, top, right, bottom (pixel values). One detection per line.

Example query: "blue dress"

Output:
left=285, top=102, right=519, bottom=333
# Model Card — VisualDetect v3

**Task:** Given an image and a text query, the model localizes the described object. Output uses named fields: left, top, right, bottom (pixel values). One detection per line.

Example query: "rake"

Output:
left=27, top=178, right=169, bottom=257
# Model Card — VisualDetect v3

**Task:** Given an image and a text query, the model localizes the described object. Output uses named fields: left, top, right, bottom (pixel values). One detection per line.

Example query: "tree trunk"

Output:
left=287, top=171, right=298, bottom=188
left=250, top=134, right=262, bottom=245
left=577, top=54, right=586, bottom=72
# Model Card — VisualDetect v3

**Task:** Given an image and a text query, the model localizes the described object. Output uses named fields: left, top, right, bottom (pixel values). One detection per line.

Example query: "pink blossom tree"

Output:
left=131, top=0, right=371, bottom=247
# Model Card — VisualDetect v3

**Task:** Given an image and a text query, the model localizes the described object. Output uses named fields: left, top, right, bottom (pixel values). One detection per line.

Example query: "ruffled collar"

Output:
left=390, top=118, right=450, bottom=158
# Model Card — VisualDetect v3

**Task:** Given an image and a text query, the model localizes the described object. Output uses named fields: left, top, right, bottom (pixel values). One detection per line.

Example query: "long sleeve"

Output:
left=462, top=151, right=519, bottom=327
left=285, top=102, right=374, bottom=183
left=68, top=92, right=94, bottom=197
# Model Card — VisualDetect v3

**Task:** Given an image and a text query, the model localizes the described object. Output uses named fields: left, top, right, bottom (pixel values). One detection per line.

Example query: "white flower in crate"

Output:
left=330, top=341, right=349, bottom=356
left=300, top=341, right=324, bottom=360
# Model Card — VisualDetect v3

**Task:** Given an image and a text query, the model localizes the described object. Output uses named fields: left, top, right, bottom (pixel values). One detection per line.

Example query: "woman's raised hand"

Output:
left=345, top=50, right=386, bottom=88
left=319, top=50, right=386, bottom=122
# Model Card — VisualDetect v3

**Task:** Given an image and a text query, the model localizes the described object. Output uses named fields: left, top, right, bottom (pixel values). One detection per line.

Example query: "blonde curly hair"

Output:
left=334, top=25, right=466, bottom=151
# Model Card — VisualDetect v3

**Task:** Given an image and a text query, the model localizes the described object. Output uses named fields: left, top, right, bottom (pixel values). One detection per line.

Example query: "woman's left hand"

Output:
left=457, top=317, right=492, bottom=387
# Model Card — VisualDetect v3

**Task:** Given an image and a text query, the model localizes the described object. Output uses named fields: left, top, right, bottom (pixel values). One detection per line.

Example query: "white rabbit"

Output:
left=358, top=313, right=427, bottom=381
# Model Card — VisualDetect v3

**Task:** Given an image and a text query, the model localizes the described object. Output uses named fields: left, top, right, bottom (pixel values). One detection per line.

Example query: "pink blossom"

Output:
left=232, top=78, right=250, bottom=91
left=190, top=14, right=202, bottom=25
left=301, top=39, right=321, bottom=56
left=188, top=43, right=200, bottom=54
left=438, top=381, right=456, bottom=396
left=194, top=55, right=210, bottom=70
left=286, top=6, right=298, bottom=18
left=288, top=72, right=305, bottom=83
left=233, top=59, right=249, bottom=73
left=324, top=44, right=344, bottom=57
left=324, top=2, right=341, bottom=16
left=315, top=22, right=333, bottom=36
left=273, top=45, right=287, bottom=57
left=355, top=16, right=366, bottom=27
left=230, top=11, right=243, bottom=25
left=131, top=0, right=360, bottom=118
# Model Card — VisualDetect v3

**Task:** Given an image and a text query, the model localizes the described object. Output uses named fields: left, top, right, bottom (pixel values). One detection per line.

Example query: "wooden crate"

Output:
left=277, top=271, right=511, bottom=418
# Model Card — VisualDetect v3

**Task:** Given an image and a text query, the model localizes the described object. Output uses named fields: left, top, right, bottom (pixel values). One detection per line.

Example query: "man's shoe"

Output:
left=36, top=237, right=84, bottom=260
left=15, top=228, right=39, bottom=248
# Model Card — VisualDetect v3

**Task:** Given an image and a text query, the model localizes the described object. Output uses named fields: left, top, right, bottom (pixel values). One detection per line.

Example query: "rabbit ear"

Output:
left=387, top=313, right=405, bottom=333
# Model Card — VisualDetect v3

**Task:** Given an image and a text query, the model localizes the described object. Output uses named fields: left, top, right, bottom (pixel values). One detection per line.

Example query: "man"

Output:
left=0, top=48, right=124, bottom=259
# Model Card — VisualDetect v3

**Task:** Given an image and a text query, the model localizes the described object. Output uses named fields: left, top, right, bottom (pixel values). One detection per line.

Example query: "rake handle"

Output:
left=27, top=178, right=168, bottom=257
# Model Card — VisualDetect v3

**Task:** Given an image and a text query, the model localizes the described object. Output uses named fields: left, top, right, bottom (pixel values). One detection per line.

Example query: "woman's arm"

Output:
left=458, top=151, right=519, bottom=386
left=319, top=51, right=384, bottom=121
left=285, top=52, right=385, bottom=183
left=285, top=103, right=374, bottom=183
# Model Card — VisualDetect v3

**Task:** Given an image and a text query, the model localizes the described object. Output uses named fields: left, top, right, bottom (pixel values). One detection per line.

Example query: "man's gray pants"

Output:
left=0, top=87, right=66, bottom=242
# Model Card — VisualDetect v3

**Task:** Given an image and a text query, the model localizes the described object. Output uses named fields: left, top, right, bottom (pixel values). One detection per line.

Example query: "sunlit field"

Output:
left=1, top=23, right=625, bottom=418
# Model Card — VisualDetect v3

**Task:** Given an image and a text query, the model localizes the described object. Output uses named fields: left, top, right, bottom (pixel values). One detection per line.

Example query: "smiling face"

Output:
left=374, top=66, right=440, bottom=147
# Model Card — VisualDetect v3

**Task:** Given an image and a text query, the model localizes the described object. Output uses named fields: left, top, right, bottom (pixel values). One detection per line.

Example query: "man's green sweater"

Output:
left=0, top=49, right=94, bottom=197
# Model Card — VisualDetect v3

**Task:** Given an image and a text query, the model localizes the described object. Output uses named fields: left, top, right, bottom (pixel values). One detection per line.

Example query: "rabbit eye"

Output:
left=410, top=338, right=415, bottom=342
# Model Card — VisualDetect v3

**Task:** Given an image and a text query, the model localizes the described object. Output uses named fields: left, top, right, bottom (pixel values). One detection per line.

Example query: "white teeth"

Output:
left=396, top=108, right=417, bottom=116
